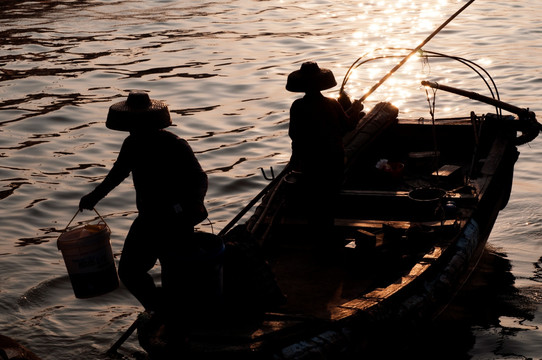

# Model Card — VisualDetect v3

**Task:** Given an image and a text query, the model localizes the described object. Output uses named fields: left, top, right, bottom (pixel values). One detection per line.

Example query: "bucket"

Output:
left=57, top=210, right=119, bottom=298
left=190, top=231, right=225, bottom=303
left=408, top=187, right=446, bottom=219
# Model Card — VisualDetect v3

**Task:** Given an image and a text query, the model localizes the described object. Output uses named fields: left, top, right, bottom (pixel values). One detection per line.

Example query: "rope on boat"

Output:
left=423, top=85, right=441, bottom=177
left=341, top=49, right=502, bottom=117
left=342, top=48, right=541, bottom=145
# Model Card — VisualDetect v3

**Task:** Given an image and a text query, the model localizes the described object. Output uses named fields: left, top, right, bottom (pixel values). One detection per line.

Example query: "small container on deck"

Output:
left=432, top=164, right=464, bottom=186
left=408, top=187, right=446, bottom=219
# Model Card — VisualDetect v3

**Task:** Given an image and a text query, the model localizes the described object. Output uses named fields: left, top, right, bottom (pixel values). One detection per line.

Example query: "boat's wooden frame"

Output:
left=137, top=91, right=539, bottom=358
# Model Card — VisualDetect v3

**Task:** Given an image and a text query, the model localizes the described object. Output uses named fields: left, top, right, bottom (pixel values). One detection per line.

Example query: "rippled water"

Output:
left=1, top=0, right=541, bottom=359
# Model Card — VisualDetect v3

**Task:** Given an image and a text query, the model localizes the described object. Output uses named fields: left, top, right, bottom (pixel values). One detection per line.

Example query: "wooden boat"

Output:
left=136, top=56, right=541, bottom=359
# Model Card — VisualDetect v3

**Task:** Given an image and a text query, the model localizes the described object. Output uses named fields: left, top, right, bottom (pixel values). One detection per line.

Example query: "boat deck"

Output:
left=257, top=119, right=486, bottom=321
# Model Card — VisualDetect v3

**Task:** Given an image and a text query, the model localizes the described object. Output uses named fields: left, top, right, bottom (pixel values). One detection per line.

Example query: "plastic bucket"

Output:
left=192, top=233, right=225, bottom=304
left=57, top=214, right=119, bottom=299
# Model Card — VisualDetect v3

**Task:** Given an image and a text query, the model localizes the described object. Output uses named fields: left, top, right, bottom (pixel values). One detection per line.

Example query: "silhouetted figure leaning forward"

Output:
left=79, top=91, right=210, bottom=342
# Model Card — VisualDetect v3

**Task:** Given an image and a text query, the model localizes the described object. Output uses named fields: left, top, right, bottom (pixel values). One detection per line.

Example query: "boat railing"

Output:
left=422, top=81, right=540, bottom=145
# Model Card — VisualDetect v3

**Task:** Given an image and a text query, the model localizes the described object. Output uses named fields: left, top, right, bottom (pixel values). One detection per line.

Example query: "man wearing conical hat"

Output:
left=286, top=62, right=363, bottom=246
left=79, top=91, right=208, bottom=322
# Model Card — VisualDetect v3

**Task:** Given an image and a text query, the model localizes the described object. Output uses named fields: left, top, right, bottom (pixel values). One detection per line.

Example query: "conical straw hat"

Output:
left=106, top=91, right=171, bottom=131
left=286, top=62, right=337, bottom=93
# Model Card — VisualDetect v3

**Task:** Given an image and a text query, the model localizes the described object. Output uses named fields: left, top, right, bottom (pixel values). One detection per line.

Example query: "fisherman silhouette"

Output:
left=286, top=62, right=363, bottom=246
left=79, top=91, right=208, bottom=319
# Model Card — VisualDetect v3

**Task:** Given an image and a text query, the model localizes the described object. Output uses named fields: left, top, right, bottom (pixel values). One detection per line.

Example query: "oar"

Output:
left=355, top=0, right=476, bottom=104
left=105, top=317, right=140, bottom=357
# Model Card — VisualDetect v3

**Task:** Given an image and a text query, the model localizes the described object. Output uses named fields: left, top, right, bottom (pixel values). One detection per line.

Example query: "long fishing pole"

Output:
left=356, top=0, right=476, bottom=103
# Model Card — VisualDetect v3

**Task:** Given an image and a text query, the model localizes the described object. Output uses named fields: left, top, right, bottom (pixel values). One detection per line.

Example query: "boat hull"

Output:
left=138, top=102, right=528, bottom=359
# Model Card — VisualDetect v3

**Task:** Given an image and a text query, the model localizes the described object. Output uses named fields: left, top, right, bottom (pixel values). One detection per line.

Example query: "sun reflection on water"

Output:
left=339, top=0, right=480, bottom=117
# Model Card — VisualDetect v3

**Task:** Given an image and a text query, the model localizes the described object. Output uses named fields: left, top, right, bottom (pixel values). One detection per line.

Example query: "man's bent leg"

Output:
left=118, top=217, right=160, bottom=311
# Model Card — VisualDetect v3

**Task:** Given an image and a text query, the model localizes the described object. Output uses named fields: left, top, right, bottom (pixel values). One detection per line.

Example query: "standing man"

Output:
left=79, top=91, right=208, bottom=318
left=286, top=62, right=363, bottom=246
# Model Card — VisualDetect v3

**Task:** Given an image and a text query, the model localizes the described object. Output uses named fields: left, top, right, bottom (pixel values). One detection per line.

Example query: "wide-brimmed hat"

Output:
left=106, top=91, right=172, bottom=131
left=286, top=62, right=337, bottom=93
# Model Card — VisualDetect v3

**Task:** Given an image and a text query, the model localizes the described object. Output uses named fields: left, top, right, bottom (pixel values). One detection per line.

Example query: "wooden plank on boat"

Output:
left=334, top=218, right=457, bottom=230
left=339, top=190, right=410, bottom=197
left=334, top=275, right=422, bottom=318
left=334, top=245, right=444, bottom=321
left=422, top=244, right=444, bottom=261
left=331, top=298, right=379, bottom=320
left=339, top=189, right=476, bottom=203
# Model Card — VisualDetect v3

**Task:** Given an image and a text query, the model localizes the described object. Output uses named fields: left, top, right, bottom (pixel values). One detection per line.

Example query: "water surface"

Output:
left=1, top=0, right=542, bottom=358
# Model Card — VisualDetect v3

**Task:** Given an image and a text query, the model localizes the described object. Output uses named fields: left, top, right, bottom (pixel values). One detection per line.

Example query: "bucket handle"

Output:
left=63, top=208, right=108, bottom=233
